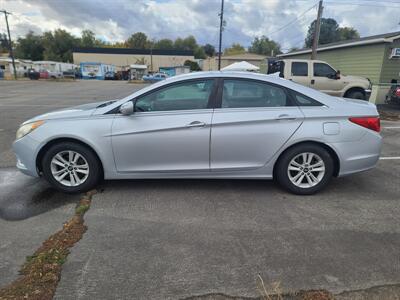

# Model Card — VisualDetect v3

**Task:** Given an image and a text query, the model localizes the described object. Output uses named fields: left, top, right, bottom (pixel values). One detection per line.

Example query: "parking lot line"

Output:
left=380, top=157, right=400, bottom=160
left=382, top=126, right=400, bottom=129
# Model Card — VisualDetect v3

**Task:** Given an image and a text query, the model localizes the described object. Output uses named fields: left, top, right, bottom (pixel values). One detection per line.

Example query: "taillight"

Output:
left=395, top=88, right=400, bottom=97
left=349, top=116, right=380, bottom=132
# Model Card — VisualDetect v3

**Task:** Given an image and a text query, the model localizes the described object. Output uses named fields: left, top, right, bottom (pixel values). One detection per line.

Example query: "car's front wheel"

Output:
left=275, top=143, right=334, bottom=195
left=42, top=142, right=101, bottom=193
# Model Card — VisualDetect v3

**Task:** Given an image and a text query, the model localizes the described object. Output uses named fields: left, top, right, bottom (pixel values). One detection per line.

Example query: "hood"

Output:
left=341, top=74, right=370, bottom=85
left=23, top=100, right=115, bottom=124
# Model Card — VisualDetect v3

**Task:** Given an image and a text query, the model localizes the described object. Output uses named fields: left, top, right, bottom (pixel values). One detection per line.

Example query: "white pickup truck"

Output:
left=268, top=59, right=372, bottom=100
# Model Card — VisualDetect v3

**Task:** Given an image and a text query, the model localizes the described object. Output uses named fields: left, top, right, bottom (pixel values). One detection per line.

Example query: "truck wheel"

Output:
left=346, top=90, right=366, bottom=100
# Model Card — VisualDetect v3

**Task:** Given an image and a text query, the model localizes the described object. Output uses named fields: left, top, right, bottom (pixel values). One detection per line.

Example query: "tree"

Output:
left=184, top=60, right=201, bottom=71
left=203, top=43, right=215, bottom=57
left=224, top=43, right=246, bottom=56
left=288, top=46, right=301, bottom=53
left=80, top=30, right=96, bottom=47
left=338, top=27, right=360, bottom=41
left=126, top=32, right=148, bottom=49
left=305, top=18, right=360, bottom=47
left=135, top=57, right=147, bottom=65
left=154, top=38, right=174, bottom=49
left=194, top=47, right=206, bottom=59
left=248, top=36, right=281, bottom=56
left=0, top=33, right=9, bottom=53
left=42, top=29, right=79, bottom=62
left=14, top=31, right=44, bottom=60
left=174, top=35, right=198, bottom=50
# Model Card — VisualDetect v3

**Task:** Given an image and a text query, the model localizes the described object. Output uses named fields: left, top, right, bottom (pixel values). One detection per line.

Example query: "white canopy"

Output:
left=130, top=64, right=147, bottom=69
left=221, top=61, right=260, bottom=71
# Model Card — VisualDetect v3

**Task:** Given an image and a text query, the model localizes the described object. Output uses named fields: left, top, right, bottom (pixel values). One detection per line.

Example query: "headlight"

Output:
left=16, top=120, right=44, bottom=140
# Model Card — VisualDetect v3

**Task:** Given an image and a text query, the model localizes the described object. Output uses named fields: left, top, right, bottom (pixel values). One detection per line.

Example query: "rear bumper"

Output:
left=333, top=130, right=382, bottom=177
left=12, top=135, right=40, bottom=177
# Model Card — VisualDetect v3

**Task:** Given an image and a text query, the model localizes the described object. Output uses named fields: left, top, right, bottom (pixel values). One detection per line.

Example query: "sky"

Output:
left=0, top=0, right=399, bottom=52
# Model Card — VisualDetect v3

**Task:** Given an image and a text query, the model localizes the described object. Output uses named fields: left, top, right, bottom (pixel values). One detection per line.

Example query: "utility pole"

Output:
left=218, top=0, right=224, bottom=70
left=0, top=10, right=17, bottom=79
left=311, top=0, right=323, bottom=60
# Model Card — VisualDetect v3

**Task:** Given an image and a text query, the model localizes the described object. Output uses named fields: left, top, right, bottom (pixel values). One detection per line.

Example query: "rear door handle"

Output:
left=186, top=121, right=206, bottom=128
left=276, top=114, right=297, bottom=121
left=311, top=79, right=315, bottom=84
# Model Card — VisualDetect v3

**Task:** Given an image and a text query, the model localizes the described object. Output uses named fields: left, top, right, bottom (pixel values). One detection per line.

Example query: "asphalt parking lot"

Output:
left=1, top=80, right=400, bottom=299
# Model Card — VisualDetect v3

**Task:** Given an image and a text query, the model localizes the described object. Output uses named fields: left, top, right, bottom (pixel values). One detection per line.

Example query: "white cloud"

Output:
left=0, top=0, right=399, bottom=52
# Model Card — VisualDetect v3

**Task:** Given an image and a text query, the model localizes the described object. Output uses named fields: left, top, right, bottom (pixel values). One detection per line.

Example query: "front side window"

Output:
left=291, top=62, right=308, bottom=76
left=314, top=63, right=336, bottom=77
left=135, top=79, right=214, bottom=112
left=222, top=79, right=289, bottom=108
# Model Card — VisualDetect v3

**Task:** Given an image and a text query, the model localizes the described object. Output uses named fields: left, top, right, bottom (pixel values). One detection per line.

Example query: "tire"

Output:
left=275, top=143, right=334, bottom=195
left=42, top=142, right=101, bottom=193
left=346, top=90, right=366, bottom=100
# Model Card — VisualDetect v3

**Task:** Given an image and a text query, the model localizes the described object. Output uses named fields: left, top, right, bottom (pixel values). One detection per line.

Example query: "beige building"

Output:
left=201, top=53, right=268, bottom=72
left=73, top=48, right=194, bottom=72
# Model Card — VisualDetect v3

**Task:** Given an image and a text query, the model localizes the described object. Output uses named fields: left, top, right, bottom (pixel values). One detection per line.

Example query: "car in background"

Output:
left=268, top=59, right=372, bottom=100
left=142, top=72, right=168, bottom=82
left=28, top=68, right=40, bottom=80
left=13, top=71, right=382, bottom=195
left=385, top=80, right=400, bottom=105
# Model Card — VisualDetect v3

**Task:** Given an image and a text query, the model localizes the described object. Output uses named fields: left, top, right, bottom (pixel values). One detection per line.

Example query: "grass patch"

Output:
left=256, top=275, right=334, bottom=300
left=0, top=190, right=96, bottom=300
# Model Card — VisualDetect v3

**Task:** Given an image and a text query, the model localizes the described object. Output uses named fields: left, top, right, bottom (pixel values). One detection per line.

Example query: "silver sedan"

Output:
left=13, top=72, right=382, bottom=194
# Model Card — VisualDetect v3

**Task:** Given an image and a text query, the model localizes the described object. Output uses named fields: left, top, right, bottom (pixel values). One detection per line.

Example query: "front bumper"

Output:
left=12, top=135, right=41, bottom=177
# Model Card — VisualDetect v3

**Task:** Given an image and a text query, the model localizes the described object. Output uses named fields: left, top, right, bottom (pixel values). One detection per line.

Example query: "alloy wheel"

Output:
left=287, top=152, right=325, bottom=189
left=50, top=150, right=89, bottom=186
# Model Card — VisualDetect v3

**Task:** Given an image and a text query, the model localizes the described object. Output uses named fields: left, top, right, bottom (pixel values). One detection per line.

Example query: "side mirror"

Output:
left=119, top=101, right=134, bottom=115
left=335, top=70, right=341, bottom=80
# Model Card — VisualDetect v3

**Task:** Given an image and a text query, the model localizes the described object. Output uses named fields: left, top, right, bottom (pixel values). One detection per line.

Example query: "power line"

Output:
left=267, top=2, right=318, bottom=37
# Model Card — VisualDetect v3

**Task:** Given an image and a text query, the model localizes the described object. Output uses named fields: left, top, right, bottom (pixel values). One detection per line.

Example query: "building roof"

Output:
left=221, top=52, right=268, bottom=60
left=278, top=31, right=400, bottom=57
left=73, top=47, right=194, bottom=57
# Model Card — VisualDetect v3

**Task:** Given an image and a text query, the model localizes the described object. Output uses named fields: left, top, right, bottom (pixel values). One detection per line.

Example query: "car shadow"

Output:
left=0, top=168, right=79, bottom=221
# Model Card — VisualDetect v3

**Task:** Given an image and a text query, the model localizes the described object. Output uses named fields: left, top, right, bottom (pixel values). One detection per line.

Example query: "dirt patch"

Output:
left=0, top=190, right=96, bottom=300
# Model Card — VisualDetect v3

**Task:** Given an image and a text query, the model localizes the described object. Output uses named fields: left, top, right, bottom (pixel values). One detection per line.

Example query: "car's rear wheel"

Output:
left=42, top=142, right=101, bottom=193
left=275, top=144, right=334, bottom=195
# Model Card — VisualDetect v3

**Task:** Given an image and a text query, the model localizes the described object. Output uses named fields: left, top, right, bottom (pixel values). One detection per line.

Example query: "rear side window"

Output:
left=291, top=62, right=308, bottom=76
left=222, top=79, right=290, bottom=108
left=292, top=91, right=323, bottom=106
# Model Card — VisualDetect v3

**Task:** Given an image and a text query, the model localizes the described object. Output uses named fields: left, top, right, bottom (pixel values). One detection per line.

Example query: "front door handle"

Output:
left=276, top=114, right=297, bottom=121
left=186, top=121, right=206, bottom=128
left=311, top=79, right=315, bottom=84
